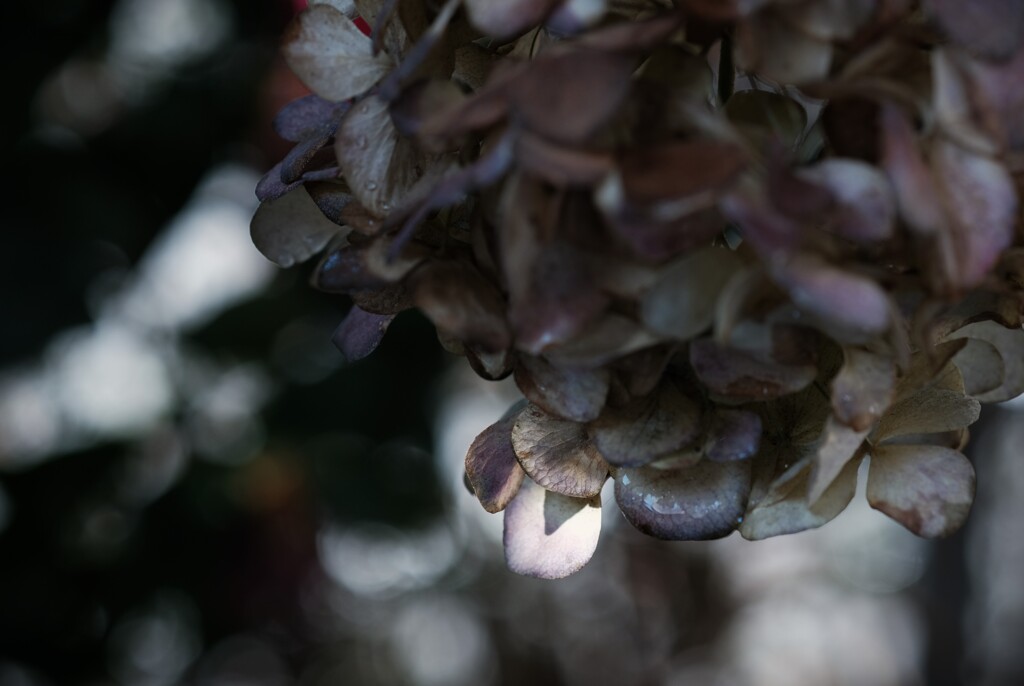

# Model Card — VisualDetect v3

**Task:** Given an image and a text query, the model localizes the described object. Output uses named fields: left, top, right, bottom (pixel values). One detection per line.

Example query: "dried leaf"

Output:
left=867, top=443, right=975, bottom=538
left=511, top=404, right=609, bottom=498
left=615, top=459, right=752, bottom=540
left=504, top=478, right=602, bottom=579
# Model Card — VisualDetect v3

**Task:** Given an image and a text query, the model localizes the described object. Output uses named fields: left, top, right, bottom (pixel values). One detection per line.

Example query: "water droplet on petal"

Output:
left=366, top=182, right=378, bottom=191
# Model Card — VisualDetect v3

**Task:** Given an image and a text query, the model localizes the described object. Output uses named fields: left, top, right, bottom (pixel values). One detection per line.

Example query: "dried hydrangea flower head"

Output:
left=253, top=0, right=1024, bottom=578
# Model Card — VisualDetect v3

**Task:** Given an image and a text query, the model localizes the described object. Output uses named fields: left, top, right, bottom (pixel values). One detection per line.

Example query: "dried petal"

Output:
left=412, top=260, right=511, bottom=353
left=466, top=403, right=528, bottom=513
left=274, top=94, right=348, bottom=142
left=740, top=455, right=858, bottom=540
left=641, top=247, right=744, bottom=340
left=704, top=409, right=762, bottom=463
left=947, top=321, right=1024, bottom=402
left=798, top=159, right=896, bottom=242
left=511, top=404, right=609, bottom=498
left=504, top=478, right=602, bottom=579
left=331, top=306, right=395, bottom=362
left=932, top=140, right=1017, bottom=289
left=251, top=186, right=345, bottom=267
left=830, top=347, right=896, bottom=431
left=543, top=314, right=661, bottom=368
left=283, top=5, right=392, bottom=102
left=588, top=381, right=702, bottom=467
left=773, top=256, right=891, bottom=336
left=689, top=336, right=817, bottom=402
left=874, top=388, right=980, bottom=441
left=806, top=416, right=869, bottom=505
left=925, top=0, right=1024, bottom=61
left=867, top=444, right=975, bottom=538
left=951, top=337, right=1005, bottom=397
left=615, top=459, right=752, bottom=540
left=514, top=355, right=610, bottom=423
left=334, top=95, right=448, bottom=216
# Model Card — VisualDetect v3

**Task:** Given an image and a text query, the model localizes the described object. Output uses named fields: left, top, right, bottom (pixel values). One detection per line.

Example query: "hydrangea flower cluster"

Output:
left=253, top=0, right=1024, bottom=578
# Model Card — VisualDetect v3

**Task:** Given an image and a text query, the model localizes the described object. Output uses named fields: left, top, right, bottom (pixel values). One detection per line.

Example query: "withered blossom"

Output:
left=254, top=0, right=1024, bottom=578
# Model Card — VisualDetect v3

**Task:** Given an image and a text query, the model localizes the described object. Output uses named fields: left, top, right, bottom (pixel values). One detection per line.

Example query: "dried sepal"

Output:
left=465, top=402, right=528, bottom=513
left=830, top=347, right=896, bottom=431
left=511, top=404, right=609, bottom=498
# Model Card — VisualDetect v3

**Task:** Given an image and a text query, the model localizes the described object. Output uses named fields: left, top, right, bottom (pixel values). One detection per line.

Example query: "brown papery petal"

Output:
left=511, top=404, right=609, bottom=498
left=504, top=478, right=601, bottom=579
left=335, top=96, right=449, bottom=217
left=466, top=403, right=527, bottom=513
left=412, top=260, right=511, bottom=354
left=867, top=443, right=975, bottom=538
left=615, top=459, right=752, bottom=540
left=514, top=355, right=610, bottom=423
left=541, top=314, right=661, bottom=368
left=874, top=388, right=980, bottom=442
left=251, top=187, right=345, bottom=268
left=831, top=347, right=896, bottom=431
left=588, top=381, right=702, bottom=467
left=283, top=5, right=392, bottom=102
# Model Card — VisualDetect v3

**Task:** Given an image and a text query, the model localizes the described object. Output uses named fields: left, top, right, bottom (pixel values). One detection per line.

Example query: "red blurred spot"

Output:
left=354, top=16, right=372, bottom=36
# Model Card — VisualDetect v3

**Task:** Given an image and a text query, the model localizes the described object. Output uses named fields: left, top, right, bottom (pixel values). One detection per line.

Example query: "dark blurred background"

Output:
left=2, top=2, right=1023, bottom=685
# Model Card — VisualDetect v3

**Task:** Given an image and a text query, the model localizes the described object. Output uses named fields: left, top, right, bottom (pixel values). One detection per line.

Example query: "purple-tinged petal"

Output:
left=867, top=444, right=975, bottom=538
left=251, top=186, right=345, bottom=267
left=331, top=306, right=395, bottom=362
left=465, top=402, right=527, bottom=513
left=514, top=355, right=610, bottom=423
left=503, top=478, right=601, bottom=579
left=615, top=459, right=752, bottom=540
left=588, top=381, right=702, bottom=467
left=704, top=409, right=762, bottom=463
